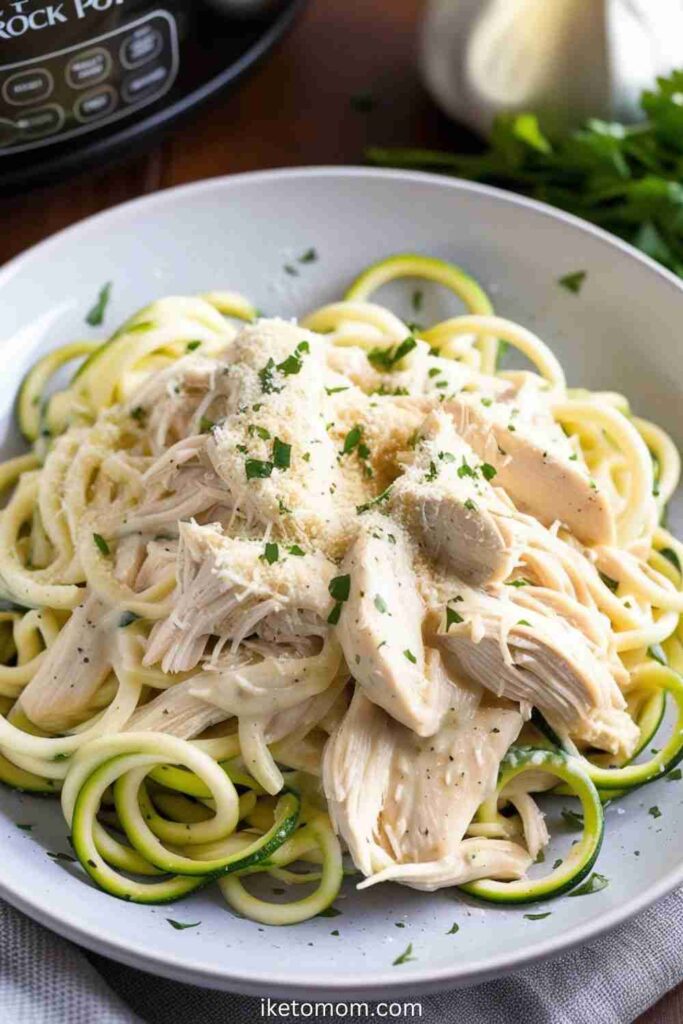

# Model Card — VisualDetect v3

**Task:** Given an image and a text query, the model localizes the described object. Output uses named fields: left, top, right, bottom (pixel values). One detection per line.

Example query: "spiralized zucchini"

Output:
left=0, top=253, right=682, bottom=923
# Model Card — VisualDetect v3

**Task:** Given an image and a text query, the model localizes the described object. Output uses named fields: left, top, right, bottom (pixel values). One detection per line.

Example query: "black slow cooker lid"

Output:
left=0, top=0, right=304, bottom=192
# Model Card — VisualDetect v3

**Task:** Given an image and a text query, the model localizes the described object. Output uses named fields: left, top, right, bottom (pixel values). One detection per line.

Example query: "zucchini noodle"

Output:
left=0, top=253, right=681, bottom=921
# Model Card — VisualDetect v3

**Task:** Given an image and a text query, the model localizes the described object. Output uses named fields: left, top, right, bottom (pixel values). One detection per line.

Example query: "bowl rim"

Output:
left=1, top=165, right=682, bottom=997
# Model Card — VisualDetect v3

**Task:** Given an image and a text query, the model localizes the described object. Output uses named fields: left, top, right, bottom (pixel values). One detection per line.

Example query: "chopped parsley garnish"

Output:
left=299, top=248, right=318, bottom=263
left=506, top=578, right=530, bottom=588
left=16, top=823, right=33, bottom=831
left=649, top=805, right=662, bottom=819
left=284, top=263, right=299, bottom=276
left=85, top=281, right=112, bottom=326
left=248, top=424, right=271, bottom=440
left=558, top=270, right=587, bottom=294
left=92, top=533, right=110, bottom=556
left=561, top=808, right=584, bottom=831
left=428, top=367, right=441, bottom=378
left=412, top=289, right=423, bottom=312
left=457, top=458, right=475, bottom=478
left=47, top=851, right=76, bottom=863
left=329, top=575, right=351, bottom=603
left=446, top=606, right=464, bottom=630
left=481, top=462, right=497, bottom=481
left=317, top=906, right=342, bottom=918
left=342, top=424, right=363, bottom=455
left=524, top=913, right=551, bottom=920
left=367, top=336, right=416, bottom=371
left=259, top=358, right=280, bottom=394
left=262, top=542, right=279, bottom=565
left=446, top=923, right=459, bottom=935
left=119, top=611, right=140, bottom=628
left=374, top=594, right=388, bottom=614
left=392, top=943, right=416, bottom=966
left=130, top=406, right=146, bottom=424
left=481, top=397, right=493, bottom=407
left=186, top=340, right=202, bottom=351
left=568, top=872, right=609, bottom=897
left=278, top=341, right=310, bottom=376
left=403, top=649, right=417, bottom=664
left=553, top=859, right=563, bottom=870
left=517, top=619, right=532, bottom=627
left=667, top=768, right=682, bottom=781
left=356, top=484, right=392, bottom=514
left=167, top=920, right=201, bottom=930
left=464, top=498, right=477, bottom=511
left=425, top=460, right=439, bottom=482
left=245, top=458, right=274, bottom=480
left=288, top=545, right=306, bottom=556
left=325, top=386, right=350, bottom=396
left=199, top=416, right=215, bottom=434
left=272, top=437, right=292, bottom=469
left=327, top=604, right=342, bottom=626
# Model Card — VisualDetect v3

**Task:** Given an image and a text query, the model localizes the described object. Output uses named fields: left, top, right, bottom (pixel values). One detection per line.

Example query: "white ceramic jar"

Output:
left=420, top=0, right=683, bottom=136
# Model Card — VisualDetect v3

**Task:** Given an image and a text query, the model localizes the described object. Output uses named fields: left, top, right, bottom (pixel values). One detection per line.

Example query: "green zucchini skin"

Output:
left=534, top=666, right=683, bottom=795
left=460, top=746, right=604, bottom=905
left=69, top=744, right=301, bottom=905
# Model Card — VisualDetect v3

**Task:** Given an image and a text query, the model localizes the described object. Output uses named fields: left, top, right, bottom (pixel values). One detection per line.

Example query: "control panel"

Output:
left=0, top=10, right=179, bottom=154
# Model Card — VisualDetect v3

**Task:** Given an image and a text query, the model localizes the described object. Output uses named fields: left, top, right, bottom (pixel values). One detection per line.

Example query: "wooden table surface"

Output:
left=0, top=1, right=680, bottom=1019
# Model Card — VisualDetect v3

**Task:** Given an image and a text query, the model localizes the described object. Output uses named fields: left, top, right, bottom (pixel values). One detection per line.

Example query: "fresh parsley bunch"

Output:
left=367, top=72, right=683, bottom=278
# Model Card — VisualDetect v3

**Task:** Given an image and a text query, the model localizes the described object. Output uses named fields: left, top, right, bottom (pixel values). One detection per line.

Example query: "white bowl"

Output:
left=1, top=168, right=682, bottom=998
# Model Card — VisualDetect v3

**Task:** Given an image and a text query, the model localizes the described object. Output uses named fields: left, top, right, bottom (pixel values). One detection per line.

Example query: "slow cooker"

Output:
left=0, top=0, right=303, bottom=191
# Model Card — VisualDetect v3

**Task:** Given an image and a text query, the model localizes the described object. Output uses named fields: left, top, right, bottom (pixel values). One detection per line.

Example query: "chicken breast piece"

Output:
left=144, top=520, right=335, bottom=673
left=322, top=688, right=528, bottom=889
left=447, top=392, right=615, bottom=546
left=334, top=515, right=451, bottom=737
left=390, top=411, right=519, bottom=586
left=438, top=590, right=639, bottom=758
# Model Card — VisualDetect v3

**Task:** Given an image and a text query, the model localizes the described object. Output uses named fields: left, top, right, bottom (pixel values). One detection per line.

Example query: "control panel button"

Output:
left=122, top=63, right=170, bottom=104
left=66, top=48, right=111, bottom=90
left=74, top=86, right=117, bottom=123
left=3, top=68, right=53, bottom=107
left=120, top=26, right=163, bottom=70
left=15, top=104, right=64, bottom=139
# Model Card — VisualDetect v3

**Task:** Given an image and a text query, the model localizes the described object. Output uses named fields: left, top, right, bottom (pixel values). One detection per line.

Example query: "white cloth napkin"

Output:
left=2, top=889, right=683, bottom=1024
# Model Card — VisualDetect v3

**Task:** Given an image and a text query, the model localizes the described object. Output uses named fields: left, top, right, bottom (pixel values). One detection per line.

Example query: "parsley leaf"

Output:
left=558, top=271, right=587, bottom=294
left=524, top=912, right=552, bottom=920
left=446, top=606, right=464, bottom=630
left=86, top=282, right=112, bottom=326
left=367, top=336, right=417, bottom=370
left=329, top=575, right=351, bottom=603
left=245, top=458, right=274, bottom=480
left=167, top=920, right=201, bottom=930
left=392, top=943, right=416, bottom=966
left=262, top=542, right=279, bottom=565
left=272, top=437, right=292, bottom=470
left=93, top=533, right=110, bottom=556
left=342, top=425, right=363, bottom=455
left=568, top=872, right=609, bottom=897
left=367, top=72, right=683, bottom=284
left=403, top=649, right=417, bottom=664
